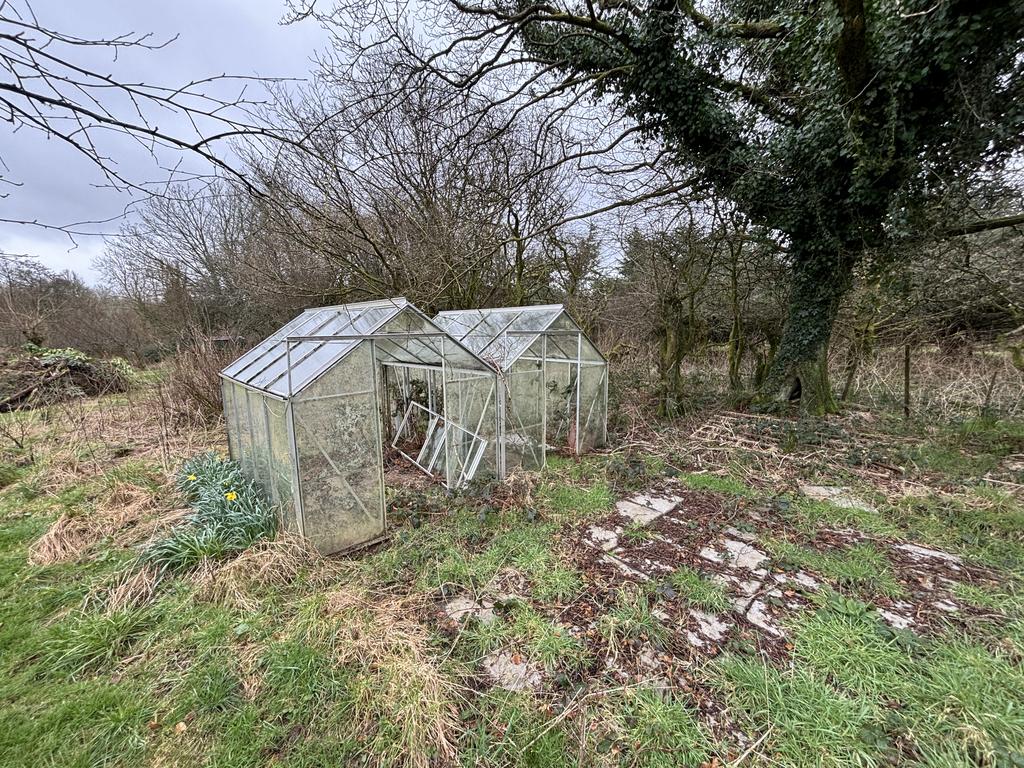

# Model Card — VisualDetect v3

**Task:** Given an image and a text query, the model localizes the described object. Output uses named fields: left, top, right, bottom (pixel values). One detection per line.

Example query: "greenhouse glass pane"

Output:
left=265, top=397, right=297, bottom=534
left=578, top=365, right=607, bottom=452
left=248, top=390, right=273, bottom=495
left=443, top=367, right=496, bottom=484
left=230, top=311, right=330, bottom=384
left=222, top=380, right=238, bottom=460
left=502, top=359, right=544, bottom=471
left=292, top=344, right=384, bottom=554
left=544, top=359, right=578, bottom=453
left=280, top=340, right=361, bottom=395
left=234, top=384, right=255, bottom=475
left=222, top=310, right=313, bottom=379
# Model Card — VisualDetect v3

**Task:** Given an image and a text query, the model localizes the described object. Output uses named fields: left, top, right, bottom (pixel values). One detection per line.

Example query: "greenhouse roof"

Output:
left=433, top=304, right=597, bottom=370
left=221, top=298, right=490, bottom=398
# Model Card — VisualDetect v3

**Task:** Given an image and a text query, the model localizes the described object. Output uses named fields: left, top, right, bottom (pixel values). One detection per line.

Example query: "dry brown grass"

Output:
left=192, top=535, right=335, bottom=611
left=852, top=345, right=1024, bottom=418
left=309, top=586, right=462, bottom=768
left=100, top=565, right=161, bottom=614
left=15, top=386, right=224, bottom=498
left=27, top=477, right=181, bottom=566
left=491, top=469, right=537, bottom=511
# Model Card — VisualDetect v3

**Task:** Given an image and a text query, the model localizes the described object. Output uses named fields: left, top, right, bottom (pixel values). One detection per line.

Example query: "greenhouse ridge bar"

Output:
left=220, top=297, right=607, bottom=554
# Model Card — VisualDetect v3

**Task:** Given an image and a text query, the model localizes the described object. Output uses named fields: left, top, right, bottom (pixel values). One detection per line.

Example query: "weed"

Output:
left=508, top=603, right=589, bottom=673
left=791, top=496, right=902, bottom=538
left=622, top=520, right=654, bottom=544
left=537, top=481, right=613, bottom=520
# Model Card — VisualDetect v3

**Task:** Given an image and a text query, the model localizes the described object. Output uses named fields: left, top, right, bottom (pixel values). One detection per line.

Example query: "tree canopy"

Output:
left=438, top=0, right=1024, bottom=410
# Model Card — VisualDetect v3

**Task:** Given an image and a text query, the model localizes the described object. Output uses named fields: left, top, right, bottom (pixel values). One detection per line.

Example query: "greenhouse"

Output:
left=434, top=304, right=608, bottom=474
left=220, top=298, right=499, bottom=554
left=220, top=298, right=607, bottom=554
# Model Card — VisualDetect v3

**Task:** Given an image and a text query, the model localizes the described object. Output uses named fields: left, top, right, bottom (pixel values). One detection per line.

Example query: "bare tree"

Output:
left=1, top=0, right=294, bottom=237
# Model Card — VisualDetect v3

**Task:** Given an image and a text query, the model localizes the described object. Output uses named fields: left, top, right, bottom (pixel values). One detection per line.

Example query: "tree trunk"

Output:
left=758, top=246, right=856, bottom=415
left=658, top=324, right=682, bottom=416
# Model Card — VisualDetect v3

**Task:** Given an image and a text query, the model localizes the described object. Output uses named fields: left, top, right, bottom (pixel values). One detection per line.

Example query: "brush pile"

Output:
left=0, top=344, right=135, bottom=411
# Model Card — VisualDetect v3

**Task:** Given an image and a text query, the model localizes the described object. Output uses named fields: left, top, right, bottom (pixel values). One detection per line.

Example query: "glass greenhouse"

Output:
left=434, top=304, right=608, bottom=475
left=220, top=298, right=607, bottom=554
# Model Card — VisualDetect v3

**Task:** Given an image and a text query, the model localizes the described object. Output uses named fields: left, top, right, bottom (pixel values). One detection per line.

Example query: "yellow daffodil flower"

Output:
left=225, top=491, right=238, bottom=502
left=187, top=474, right=197, bottom=481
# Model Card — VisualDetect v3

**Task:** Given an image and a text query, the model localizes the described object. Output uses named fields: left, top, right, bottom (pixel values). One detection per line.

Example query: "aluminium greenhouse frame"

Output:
left=433, top=304, right=609, bottom=477
left=221, top=299, right=608, bottom=555
left=220, top=298, right=499, bottom=554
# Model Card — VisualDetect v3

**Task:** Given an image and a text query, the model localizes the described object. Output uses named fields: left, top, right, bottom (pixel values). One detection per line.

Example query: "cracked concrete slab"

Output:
left=690, top=610, right=730, bottom=641
left=616, top=500, right=668, bottom=525
left=879, top=608, right=913, bottom=629
left=628, top=493, right=683, bottom=514
left=896, top=543, right=962, bottom=565
left=445, top=596, right=496, bottom=624
left=587, top=525, right=619, bottom=551
left=720, top=538, right=770, bottom=570
left=483, top=651, right=541, bottom=691
left=745, top=599, right=782, bottom=637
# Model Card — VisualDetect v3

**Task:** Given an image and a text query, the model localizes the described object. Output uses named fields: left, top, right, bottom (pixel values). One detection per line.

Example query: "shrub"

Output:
left=162, top=330, right=244, bottom=423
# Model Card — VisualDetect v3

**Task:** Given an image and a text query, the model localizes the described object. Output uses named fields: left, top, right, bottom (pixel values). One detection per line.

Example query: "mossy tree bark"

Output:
left=758, top=245, right=856, bottom=414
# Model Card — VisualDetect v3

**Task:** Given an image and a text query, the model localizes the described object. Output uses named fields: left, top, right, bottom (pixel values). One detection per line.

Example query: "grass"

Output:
left=788, top=496, right=902, bottom=538
left=2, top=389, right=1024, bottom=767
left=715, top=654, right=886, bottom=766
left=766, top=539, right=904, bottom=598
left=598, top=585, right=668, bottom=653
left=612, top=687, right=713, bottom=768
left=667, top=564, right=731, bottom=613
left=675, top=471, right=751, bottom=497
left=786, top=595, right=1024, bottom=766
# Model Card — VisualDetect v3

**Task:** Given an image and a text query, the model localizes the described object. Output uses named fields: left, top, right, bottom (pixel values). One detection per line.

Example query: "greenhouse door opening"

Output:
left=382, top=362, right=494, bottom=488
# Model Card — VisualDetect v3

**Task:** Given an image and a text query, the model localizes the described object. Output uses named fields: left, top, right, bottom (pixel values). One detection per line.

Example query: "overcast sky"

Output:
left=1, top=0, right=327, bottom=283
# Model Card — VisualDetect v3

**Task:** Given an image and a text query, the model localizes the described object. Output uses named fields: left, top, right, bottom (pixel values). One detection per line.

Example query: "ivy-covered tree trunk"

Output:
left=759, top=246, right=857, bottom=414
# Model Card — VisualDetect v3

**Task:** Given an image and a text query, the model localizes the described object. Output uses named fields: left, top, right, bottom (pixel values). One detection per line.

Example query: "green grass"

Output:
left=621, top=520, right=655, bottom=544
left=714, top=655, right=886, bottom=767
left=612, top=687, right=714, bottom=768
left=766, top=539, right=904, bottom=598
left=598, top=586, right=668, bottom=653
left=786, top=595, right=1024, bottom=765
left=536, top=481, right=614, bottom=519
left=666, top=564, right=731, bottom=613
left=675, top=471, right=752, bottom=497
left=882, top=486, right=1024, bottom=568
left=789, top=496, right=902, bottom=538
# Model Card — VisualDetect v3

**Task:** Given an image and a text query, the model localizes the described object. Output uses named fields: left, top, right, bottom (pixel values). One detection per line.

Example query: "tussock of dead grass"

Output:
left=192, top=535, right=334, bottom=610
left=308, top=586, right=461, bottom=768
left=28, top=481, right=167, bottom=566
left=99, top=564, right=161, bottom=614
left=491, top=470, right=537, bottom=511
